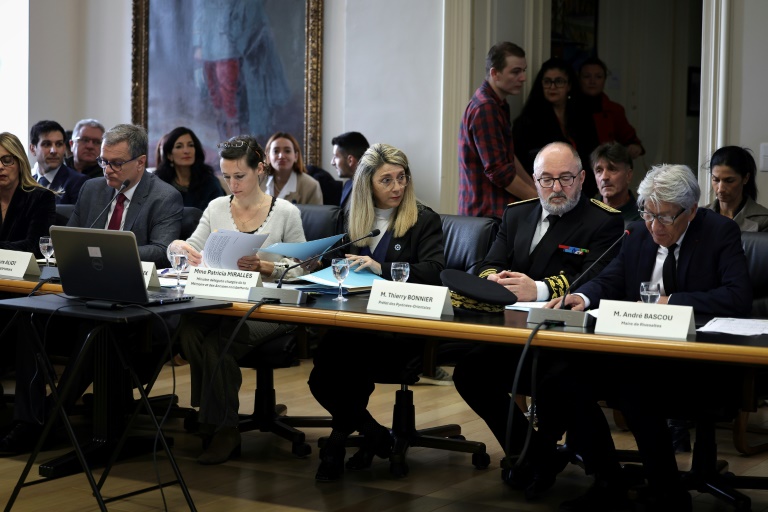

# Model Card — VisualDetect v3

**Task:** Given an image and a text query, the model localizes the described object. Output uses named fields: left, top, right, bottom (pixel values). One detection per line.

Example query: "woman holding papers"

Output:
left=0, top=132, right=56, bottom=257
left=308, top=143, right=445, bottom=481
left=170, top=135, right=306, bottom=464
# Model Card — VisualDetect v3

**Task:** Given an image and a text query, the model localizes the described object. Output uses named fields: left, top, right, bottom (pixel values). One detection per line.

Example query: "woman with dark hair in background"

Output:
left=308, top=143, right=445, bottom=482
left=0, top=132, right=56, bottom=257
left=578, top=57, right=645, bottom=160
left=262, top=131, right=323, bottom=205
left=706, top=145, right=768, bottom=231
left=513, top=58, right=600, bottom=198
left=155, top=126, right=225, bottom=211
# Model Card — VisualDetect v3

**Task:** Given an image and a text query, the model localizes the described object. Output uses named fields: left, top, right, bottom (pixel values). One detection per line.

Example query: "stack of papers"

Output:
left=302, top=266, right=384, bottom=291
left=698, top=318, right=768, bottom=336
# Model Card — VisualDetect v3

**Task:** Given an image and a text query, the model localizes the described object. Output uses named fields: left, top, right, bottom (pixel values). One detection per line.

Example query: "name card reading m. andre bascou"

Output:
left=185, top=266, right=263, bottom=301
left=595, top=299, right=695, bottom=341
left=367, top=280, right=453, bottom=320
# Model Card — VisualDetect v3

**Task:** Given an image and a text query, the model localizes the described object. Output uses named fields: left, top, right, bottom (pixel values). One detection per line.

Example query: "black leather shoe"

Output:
left=316, top=445, right=346, bottom=482
left=501, top=458, right=534, bottom=490
left=523, top=448, right=570, bottom=500
left=0, top=422, right=44, bottom=456
left=346, top=426, right=393, bottom=470
left=559, top=480, right=630, bottom=512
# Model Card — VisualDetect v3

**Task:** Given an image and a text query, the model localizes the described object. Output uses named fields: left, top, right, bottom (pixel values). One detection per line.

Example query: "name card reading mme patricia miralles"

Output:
left=595, top=299, right=695, bottom=341
left=367, top=280, right=453, bottom=320
left=0, top=249, right=41, bottom=279
left=185, top=266, right=263, bottom=301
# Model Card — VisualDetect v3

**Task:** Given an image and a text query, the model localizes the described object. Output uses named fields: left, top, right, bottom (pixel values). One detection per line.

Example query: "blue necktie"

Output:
left=38, top=175, right=50, bottom=188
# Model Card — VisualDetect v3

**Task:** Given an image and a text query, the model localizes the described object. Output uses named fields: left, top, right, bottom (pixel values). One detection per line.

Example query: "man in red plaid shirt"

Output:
left=458, top=42, right=537, bottom=219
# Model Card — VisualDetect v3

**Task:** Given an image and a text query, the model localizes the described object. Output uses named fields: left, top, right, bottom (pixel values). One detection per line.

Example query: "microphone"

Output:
left=527, top=227, right=631, bottom=328
left=558, top=228, right=632, bottom=309
left=87, top=179, right=131, bottom=229
left=248, top=228, right=381, bottom=304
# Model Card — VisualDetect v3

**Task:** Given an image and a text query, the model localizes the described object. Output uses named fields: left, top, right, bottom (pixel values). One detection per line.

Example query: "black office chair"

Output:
left=55, top=204, right=75, bottom=226
left=236, top=331, right=332, bottom=457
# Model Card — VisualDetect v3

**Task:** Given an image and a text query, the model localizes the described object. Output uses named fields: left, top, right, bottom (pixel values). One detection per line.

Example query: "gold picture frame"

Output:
left=131, top=0, right=323, bottom=165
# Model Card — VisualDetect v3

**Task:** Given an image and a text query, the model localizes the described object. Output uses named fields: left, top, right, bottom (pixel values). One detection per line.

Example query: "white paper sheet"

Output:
left=698, top=317, right=768, bottom=336
left=202, top=230, right=269, bottom=270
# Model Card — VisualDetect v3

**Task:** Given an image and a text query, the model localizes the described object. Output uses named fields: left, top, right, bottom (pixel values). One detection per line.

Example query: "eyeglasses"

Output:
left=73, top=136, right=102, bottom=146
left=217, top=140, right=263, bottom=160
left=542, top=77, right=569, bottom=88
left=638, top=207, right=686, bottom=226
left=96, top=155, right=141, bottom=172
left=535, top=174, right=577, bottom=188
left=377, top=173, right=410, bottom=189
left=0, top=155, right=16, bottom=167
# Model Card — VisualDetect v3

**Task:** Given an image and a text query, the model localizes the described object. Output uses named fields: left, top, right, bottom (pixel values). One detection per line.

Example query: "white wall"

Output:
left=728, top=0, right=768, bottom=201
left=321, top=0, right=444, bottom=210
left=0, top=0, right=29, bottom=145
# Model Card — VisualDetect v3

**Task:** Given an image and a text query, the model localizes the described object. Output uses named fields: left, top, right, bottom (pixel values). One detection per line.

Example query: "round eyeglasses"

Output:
left=96, top=155, right=141, bottom=172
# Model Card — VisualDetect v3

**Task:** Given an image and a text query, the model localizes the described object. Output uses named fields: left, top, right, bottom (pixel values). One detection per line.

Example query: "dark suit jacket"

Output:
left=0, top=184, right=56, bottom=257
left=348, top=204, right=445, bottom=286
left=478, top=195, right=625, bottom=298
left=43, top=164, right=89, bottom=205
left=576, top=208, right=752, bottom=316
left=68, top=172, right=183, bottom=267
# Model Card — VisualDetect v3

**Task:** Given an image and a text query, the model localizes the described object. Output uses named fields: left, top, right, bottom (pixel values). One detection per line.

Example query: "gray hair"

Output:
left=72, top=118, right=105, bottom=137
left=532, top=142, right=582, bottom=176
left=637, top=164, right=700, bottom=211
left=103, top=124, right=148, bottom=158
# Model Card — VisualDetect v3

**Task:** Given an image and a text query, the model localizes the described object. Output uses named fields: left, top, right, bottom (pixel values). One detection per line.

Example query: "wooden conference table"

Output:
left=2, top=277, right=768, bottom=366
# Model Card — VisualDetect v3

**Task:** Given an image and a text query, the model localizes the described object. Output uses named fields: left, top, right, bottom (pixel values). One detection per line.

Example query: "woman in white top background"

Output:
left=170, top=135, right=306, bottom=465
left=262, top=131, right=323, bottom=205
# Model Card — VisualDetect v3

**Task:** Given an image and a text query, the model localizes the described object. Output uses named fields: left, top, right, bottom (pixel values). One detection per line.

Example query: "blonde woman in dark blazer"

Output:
left=308, top=143, right=445, bottom=482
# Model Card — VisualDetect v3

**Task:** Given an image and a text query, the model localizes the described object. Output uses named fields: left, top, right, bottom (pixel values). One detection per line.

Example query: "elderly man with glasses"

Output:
left=546, top=163, right=751, bottom=511
left=66, top=119, right=106, bottom=178
left=452, top=142, right=624, bottom=500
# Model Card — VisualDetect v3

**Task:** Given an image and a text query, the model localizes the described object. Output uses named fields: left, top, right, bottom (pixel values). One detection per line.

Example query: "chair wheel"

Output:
left=450, top=435, right=466, bottom=441
left=472, top=452, right=490, bottom=469
left=292, top=442, right=312, bottom=458
left=183, top=409, right=199, bottom=432
left=390, top=461, right=409, bottom=478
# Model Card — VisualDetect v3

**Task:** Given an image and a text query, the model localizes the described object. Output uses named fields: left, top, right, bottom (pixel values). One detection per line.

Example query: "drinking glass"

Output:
left=331, top=258, right=350, bottom=302
left=391, top=262, right=410, bottom=283
left=640, top=281, right=661, bottom=303
left=39, top=236, right=53, bottom=267
left=167, top=246, right=189, bottom=291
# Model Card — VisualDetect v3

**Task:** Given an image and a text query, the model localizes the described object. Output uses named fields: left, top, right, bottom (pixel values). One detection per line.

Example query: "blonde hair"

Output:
left=348, top=143, right=418, bottom=244
left=0, top=132, right=49, bottom=193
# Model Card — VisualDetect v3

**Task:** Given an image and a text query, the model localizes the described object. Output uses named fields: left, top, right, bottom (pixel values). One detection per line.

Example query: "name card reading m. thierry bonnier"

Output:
left=367, top=280, right=453, bottom=320
left=0, top=250, right=41, bottom=279
left=185, top=267, right=263, bottom=301
left=595, top=299, right=695, bottom=341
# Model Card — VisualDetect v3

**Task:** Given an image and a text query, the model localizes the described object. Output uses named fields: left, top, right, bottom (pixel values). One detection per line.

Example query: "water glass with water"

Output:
left=167, top=246, right=189, bottom=291
left=39, top=236, right=53, bottom=267
left=331, top=258, right=350, bottom=302
left=640, top=281, right=661, bottom=303
left=391, top=262, right=410, bottom=283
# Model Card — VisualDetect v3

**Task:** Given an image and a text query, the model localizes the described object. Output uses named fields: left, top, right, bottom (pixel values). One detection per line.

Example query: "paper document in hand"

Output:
left=303, top=266, right=384, bottom=290
left=260, top=233, right=345, bottom=260
left=202, top=230, right=269, bottom=269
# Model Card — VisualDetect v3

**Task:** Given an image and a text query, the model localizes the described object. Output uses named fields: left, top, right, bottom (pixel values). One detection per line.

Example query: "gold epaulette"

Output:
left=590, top=198, right=621, bottom=213
left=507, top=197, right=539, bottom=207
left=449, top=291, right=506, bottom=313
left=478, top=269, right=497, bottom=279
left=544, top=274, right=570, bottom=298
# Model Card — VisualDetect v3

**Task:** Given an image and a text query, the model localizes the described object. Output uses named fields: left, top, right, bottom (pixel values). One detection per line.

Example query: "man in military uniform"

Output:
left=453, top=142, right=624, bottom=499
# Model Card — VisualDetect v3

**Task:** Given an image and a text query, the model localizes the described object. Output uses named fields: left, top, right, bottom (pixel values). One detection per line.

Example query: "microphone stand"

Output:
left=527, top=228, right=631, bottom=328
left=88, top=179, right=131, bottom=229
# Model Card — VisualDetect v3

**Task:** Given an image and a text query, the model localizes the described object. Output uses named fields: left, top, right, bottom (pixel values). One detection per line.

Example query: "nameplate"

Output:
left=0, top=250, right=41, bottom=279
left=184, top=266, right=263, bottom=301
left=141, top=262, right=161, bottom=288
left=595, top=299, right=695, bottom=341
left=367, top=280, right=453, bottom=320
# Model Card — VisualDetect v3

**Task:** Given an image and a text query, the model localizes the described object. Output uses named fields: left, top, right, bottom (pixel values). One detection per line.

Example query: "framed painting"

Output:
left=550, top=0, right=598, bottom=70
left=131, top=0, right=323, bottom=168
